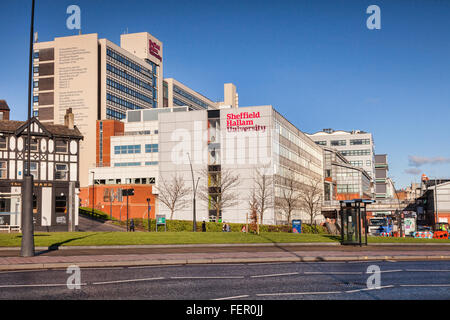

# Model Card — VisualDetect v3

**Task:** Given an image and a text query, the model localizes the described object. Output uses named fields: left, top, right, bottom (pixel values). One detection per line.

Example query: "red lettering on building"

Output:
left=226, top=112, right=266, bottom=132
left=149, top=39, right=162, bottom=61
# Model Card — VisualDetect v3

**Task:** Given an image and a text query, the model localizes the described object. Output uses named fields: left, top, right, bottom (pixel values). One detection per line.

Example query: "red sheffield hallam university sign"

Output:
left=149, top=39, right=162, bottom=61
left=226, top=112, right=266, bottom=132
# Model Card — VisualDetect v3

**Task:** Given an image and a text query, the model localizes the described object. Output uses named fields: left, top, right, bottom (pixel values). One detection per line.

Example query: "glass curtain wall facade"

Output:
left=272, top=111, right=324, bottom=224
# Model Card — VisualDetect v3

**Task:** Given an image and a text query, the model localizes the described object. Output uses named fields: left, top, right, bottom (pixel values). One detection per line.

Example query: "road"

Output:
left=0, top=260, right=449, bottom=300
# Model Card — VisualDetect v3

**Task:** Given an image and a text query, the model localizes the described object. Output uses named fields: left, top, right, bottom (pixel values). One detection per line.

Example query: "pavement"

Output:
left=0, top=243, right=449, bottom=271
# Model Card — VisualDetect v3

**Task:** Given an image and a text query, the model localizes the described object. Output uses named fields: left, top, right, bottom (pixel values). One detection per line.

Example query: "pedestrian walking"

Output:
left=226, top=223, right=231, bottom=232
left=202, top=220, right=206, bottom=232
left=130, top=218, right=135, bottom=232
left=222, top=222, right=226, bottom=232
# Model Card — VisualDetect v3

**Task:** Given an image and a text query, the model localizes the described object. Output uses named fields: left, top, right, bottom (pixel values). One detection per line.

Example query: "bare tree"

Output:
left=156, top=174, right=191, bottom=220
left=199, top=167, right=240, bottom=222
left=253, top=166, right=274, bottom=225
left=298, top=177, right=323, bottom=231
left=248, top=187, right=260, bottom=234
left=275, top=169, right=301, bottom=225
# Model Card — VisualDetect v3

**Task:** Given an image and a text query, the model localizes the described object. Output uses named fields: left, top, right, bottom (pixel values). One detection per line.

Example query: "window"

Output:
left=145, top=144, right=158, bottom=153
left=33, top=81, right=39, bottom=89
left=33, top=66, right=39, bottom=73
left=0, top=137, right=7, bottom=150
left=33, top=51, right=39, bottom=59
left=33, top=96, right=39, bottom=103
left=33, top=110, right=39, bottom=117
left=24, top=162, right=38, bottom=179
left=350, top=139, right=370, bottom=145
left=114, top=162, right=141, bottom=167
left=55, top=194, right=67, bottom=216
left=25, top=138, right=38, bottom=152
left=55, top=140, right=68, bottom=153
left=145, top=161, right=158, bottom=166
left=0, top=161, right=7, bottom=179
left=55, top=164, right=68, bottom=180
left=366, top=160, right=372, bottom=166
left=114, top=145, right=141, bottom=154
left=331, top=140, right=346, bottom=146
left=315, top=141, right=327, bottom=146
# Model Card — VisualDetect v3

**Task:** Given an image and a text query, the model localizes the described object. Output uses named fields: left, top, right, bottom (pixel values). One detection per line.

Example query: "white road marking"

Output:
left=304, top=272, right=363, bottom=275
left=405, top=269, right=450, bottom=272
left=170, top=276, right=245, bottom=280
left=127, top=265, right=183, bottom=269
left=213, top=295, right=250, bottom=300
left=345, top=285, right=395, bottom=293
left=250, top=272, right=299, bottom=278
left=82, top=267, right=124, bottom=270
left=92, top=277, right=164, bottom=285
left=0, top=283, right=87, bottom=288
left=257, top=291, right=342, bottom=297
left=399, top=284, right=450, bottom=287
left=379, top=269, right=403, bottom=273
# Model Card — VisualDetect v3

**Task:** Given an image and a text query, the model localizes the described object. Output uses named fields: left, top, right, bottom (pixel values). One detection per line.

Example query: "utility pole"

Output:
left=434, top=178, right=439, bottom=227
left=187, top=153, right=200, bottom=232
left=21, top=0, right=36, bottom=257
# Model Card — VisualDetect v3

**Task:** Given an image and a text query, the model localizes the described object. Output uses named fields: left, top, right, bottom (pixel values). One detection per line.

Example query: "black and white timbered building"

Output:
left=0, top=108, right=83, bottom=232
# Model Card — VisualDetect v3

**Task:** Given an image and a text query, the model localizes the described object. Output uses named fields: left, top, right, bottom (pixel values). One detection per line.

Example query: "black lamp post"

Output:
left=146, top=197, right=151, bottom=232
left=187, top=153, right=200, bottom=232
left=21, top=0, right=36, bottom=257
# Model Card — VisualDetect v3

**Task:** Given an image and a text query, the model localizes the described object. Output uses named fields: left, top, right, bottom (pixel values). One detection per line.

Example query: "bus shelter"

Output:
left=339, top=199, right=375, bottom=246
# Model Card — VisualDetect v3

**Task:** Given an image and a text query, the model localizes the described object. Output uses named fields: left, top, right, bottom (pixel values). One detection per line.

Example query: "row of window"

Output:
left=107, top=93, right=144, bottom=111
left=340, top=149, right=371, bottom=157
left=173, top=85, right=211, bottom=109
left=95, top=177, right=156, bottom=185
left=350, top=139, right=371, bottom=145
left=106, top=108, right=126, bottom=120
left=0, top=137, right=68, bottom=153
left=315, top=139, right=371, bottom=146
left=106, top=48, right=153, bottom=79
left=349, top=160, right=372, bottom=167
left=107, top=63, right=155, bottom=92
left=107, top=78, right=154, bottom=105
left=0, top=160, right=69, bottom=180
left=114, top=144, right=159, bottom=155
left=113, top=161, right=159, bottom=167
left=114, top=145, right=141, bottom=155
left=337, top=185, right=360, bottom=193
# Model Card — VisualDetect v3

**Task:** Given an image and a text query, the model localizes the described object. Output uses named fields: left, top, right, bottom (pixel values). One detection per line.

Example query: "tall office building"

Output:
left=32, top=32, right=164, bottom=186
left=307, top=129, right=375, bottom=181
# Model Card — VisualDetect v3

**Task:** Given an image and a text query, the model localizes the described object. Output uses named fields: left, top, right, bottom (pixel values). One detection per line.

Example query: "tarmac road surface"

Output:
left=0, top=260, right=449, bottom=300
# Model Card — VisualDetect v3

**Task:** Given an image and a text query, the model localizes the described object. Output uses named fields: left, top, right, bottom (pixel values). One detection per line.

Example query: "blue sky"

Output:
left=0, top=0, right=449, bottom=188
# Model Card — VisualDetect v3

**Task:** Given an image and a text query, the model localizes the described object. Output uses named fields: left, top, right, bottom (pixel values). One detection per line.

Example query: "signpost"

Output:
left=292, top=220, right=302, bottom=234
left=146, top=198, right=151, bottom=232
left=122, top=188, right=134, bottom=232
left=156, top=214, right=166, bottom=232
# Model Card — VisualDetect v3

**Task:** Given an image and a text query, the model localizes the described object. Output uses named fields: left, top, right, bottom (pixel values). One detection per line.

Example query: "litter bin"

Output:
left=292, top=220, right=302, bottom=234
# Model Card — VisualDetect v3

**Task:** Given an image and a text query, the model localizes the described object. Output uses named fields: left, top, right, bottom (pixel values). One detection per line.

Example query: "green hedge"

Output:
left=112, top=217, right=328, bottom=234
left=79, top=207, right=328, bottom=234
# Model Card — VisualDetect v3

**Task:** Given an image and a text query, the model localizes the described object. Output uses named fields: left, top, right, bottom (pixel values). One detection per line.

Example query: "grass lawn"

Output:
left=0, top=232, right=448, bottom=247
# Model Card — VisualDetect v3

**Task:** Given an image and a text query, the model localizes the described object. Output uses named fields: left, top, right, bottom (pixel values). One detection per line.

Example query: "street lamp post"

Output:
left=21, top=0, right=36, bottom=257
left=187, top=153, right=200, bottom=232
left=146, top=198, right=151, bottom=232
